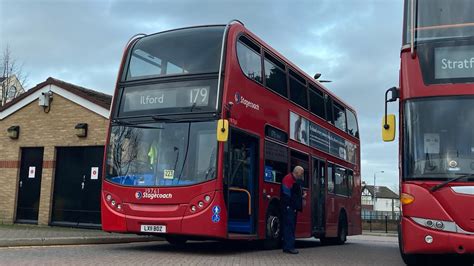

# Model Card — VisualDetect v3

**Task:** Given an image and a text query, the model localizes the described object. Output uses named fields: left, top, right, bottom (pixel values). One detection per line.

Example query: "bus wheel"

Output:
left=166, top=235, right=188, bottom=247
left=320, top=214, right=347, bottom=245
left=334, top=215, right=347, bottom=245
left=398, top=224, right=419, bottom=265
left=263, top=207, right=281, bottom=250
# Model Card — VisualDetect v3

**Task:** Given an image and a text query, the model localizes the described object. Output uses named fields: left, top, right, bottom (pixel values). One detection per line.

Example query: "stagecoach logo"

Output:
left=234, top=92, right=260, bottom=111
left=135, top=189, right=173, bottom=200
left=135, top=191, right=143, bottom=199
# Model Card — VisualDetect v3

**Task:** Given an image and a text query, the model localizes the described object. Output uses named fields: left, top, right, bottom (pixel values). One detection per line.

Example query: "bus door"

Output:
left=312, top=158, right=326, bottom=234
left=226, top=129, right=259, bottom=234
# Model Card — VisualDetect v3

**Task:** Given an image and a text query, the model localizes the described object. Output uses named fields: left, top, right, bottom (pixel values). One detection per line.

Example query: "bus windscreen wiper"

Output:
left=111, top=119, right=163, bottom=129
left=430, top=173, right=474, bottom=192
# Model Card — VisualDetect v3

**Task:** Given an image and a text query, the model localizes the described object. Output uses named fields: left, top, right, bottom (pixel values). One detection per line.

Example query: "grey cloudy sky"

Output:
left=1, top=0, right=402, bottom=189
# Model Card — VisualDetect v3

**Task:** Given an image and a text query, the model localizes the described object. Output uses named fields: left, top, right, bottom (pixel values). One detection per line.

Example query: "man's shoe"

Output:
left=283, top=249, right=299, bottom=254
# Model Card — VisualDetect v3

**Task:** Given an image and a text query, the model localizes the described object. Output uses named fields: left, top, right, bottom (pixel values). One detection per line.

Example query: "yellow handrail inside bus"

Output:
left=229, top=187, right=252, bottom=216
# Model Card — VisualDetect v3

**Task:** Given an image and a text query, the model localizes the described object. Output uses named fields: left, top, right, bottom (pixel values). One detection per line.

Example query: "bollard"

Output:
left=385, top=215, right=388, bottom=233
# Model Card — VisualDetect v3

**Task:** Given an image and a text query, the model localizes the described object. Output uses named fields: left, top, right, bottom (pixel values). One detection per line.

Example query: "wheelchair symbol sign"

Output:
left=212, top=214, right=220, bottom=223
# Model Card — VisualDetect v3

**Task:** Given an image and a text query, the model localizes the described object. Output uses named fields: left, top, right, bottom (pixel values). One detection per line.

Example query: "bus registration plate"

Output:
left=140, top=225, right=166, bottom=233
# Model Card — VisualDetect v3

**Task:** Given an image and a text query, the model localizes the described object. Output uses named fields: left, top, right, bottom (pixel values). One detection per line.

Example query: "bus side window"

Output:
left=289, top=69, right=308, bottom=109
left=346, top=109, right=359, bottom=138
left=264, top=140, right=288, bottom=183
left=309, top=84, right=326, bottom=119
left=264, top=52, right=287, bottom=98
left=333, top=101, right=347, bottom=132
left=327, top=163, right=334, bottom=193
left=236, top=36, right=262, bottom=84
left=325, top=96, right=334, bottom=124
left=290, top=150, right=309, bottom=188
left=347, top=169, right=354, bottom=196
left=334, top=167, right=347, bottom=195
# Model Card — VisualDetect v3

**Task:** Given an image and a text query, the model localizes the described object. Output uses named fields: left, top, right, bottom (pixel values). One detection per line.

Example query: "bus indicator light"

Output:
left=400, top=193, right=415, bottom=205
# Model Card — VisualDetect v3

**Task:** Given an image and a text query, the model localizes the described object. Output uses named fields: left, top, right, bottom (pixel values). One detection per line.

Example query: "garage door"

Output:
left=51, top=146, right=103, bottom=228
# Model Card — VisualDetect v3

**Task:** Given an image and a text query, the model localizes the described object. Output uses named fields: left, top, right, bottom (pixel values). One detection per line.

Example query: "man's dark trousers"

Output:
left=282, top=205, right=296, bottom=251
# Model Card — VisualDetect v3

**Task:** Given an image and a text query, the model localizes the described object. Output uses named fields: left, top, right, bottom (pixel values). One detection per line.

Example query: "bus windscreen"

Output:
left=404, top=97, right=474, bottom=180
left=404, top=0, right=474, bottom=44
left=125, top=26, right=224, bottom=80
left=105, top=121, right=217, bottom=187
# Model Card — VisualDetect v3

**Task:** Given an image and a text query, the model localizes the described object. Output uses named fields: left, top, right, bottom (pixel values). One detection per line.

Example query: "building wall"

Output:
left=374, top=198, right=400, bottom=212
left=0, top=94, right=108, bottom=225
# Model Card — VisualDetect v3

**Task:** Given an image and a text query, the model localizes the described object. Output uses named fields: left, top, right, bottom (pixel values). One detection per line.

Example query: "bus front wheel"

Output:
left=398, top=224, right=420, bottom=265
left=262, top=206, right=281, bottom=250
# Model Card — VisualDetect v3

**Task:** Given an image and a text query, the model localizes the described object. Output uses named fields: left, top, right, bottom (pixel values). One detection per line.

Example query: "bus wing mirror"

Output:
left=217, top=119, right=229, bottom=142
left=382, top=114, right=396, bottom=142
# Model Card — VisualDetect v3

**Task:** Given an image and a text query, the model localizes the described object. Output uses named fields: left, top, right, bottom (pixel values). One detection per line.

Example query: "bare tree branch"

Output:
left=0, top=44, right=28, bottom=106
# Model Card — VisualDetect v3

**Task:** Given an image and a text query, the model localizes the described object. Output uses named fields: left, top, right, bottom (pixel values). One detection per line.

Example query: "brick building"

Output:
left=0, top=77, right=111, bottom=226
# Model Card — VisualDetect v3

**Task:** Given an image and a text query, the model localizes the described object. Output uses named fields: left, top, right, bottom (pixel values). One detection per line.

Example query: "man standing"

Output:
left=281, top=166, right=305, bottom=254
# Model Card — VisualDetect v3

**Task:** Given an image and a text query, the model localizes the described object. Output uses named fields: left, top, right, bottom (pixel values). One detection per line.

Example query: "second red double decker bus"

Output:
left=102, top=20, right=361, bottom=247
left=383, top=0, right=474, bottom=264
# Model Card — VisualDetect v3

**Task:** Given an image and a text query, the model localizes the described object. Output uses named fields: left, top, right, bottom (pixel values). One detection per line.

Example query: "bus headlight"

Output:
left=435, top=221, right=444, bottom=229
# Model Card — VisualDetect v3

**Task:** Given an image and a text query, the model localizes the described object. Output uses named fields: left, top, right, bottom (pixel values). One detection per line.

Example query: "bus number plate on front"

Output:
left=140, top=225, right=166, bottom=233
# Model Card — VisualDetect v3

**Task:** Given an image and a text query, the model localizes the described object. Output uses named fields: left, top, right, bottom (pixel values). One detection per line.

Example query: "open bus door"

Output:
left=225, top=129, right=259, bottom=235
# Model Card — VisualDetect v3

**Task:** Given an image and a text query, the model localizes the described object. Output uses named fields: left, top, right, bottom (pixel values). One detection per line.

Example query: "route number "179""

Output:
left=189, top=87, right=209, bottom=104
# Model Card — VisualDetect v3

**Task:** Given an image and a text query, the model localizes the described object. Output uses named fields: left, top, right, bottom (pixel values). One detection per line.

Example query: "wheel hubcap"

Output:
left=269, top=215, right=280, bottom=239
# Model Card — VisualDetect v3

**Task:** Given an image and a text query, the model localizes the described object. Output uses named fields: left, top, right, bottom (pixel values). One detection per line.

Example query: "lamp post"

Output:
left=373, top=171, right=384, bottom=211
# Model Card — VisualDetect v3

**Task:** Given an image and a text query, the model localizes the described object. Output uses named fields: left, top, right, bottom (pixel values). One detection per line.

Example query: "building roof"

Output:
left=0, top=77, right=112, bottom=119
left=0, top=77, right=112, bottom=112
left=363, top=185, right=399, bottom=199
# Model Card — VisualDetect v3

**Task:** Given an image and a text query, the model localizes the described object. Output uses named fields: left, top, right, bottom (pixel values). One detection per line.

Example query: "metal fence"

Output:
left=361, top=210, right=400, bottom=221
left=361, top=210, right=400, bottom=233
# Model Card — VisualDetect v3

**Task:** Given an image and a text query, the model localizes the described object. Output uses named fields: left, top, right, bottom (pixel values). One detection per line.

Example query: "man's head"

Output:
left=293, top=166, right=304, bottom=180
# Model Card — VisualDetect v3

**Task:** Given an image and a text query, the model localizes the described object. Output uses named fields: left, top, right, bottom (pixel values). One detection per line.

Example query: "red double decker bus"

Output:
left=102, top=20, right=361, bottom=247
left=383, top=0, right=474, bottom=263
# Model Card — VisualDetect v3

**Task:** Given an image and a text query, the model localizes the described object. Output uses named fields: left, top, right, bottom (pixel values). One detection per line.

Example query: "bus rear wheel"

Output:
left=262, top=206, right=281, bottom=250
left=320, top=215, right=347, bottom=245
left=166, top=235, right=188, bottom=247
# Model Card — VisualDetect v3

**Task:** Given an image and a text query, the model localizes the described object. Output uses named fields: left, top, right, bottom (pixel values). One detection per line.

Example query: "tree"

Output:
left=1, top=45, right=28, bottom=106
